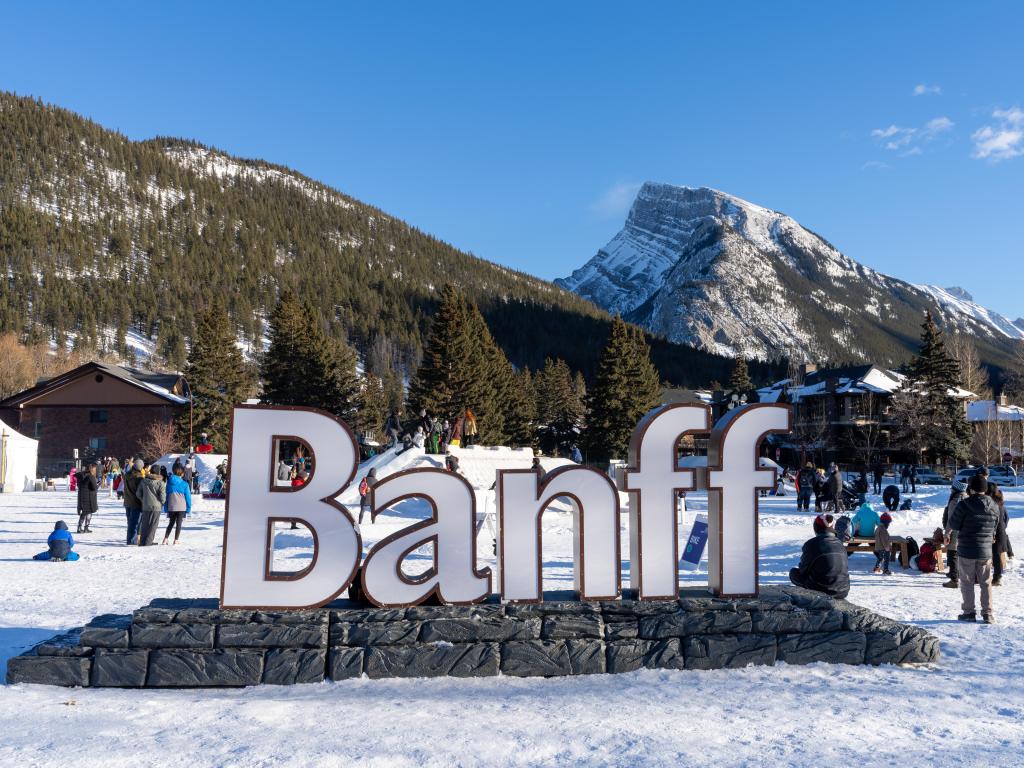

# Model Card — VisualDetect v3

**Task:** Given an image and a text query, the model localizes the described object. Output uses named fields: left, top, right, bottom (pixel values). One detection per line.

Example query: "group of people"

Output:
left=789, top=465, right=1012, bottom=624
left=385, top=407, right=478, bottom=456
left=794, top=462, right=848, bottom=513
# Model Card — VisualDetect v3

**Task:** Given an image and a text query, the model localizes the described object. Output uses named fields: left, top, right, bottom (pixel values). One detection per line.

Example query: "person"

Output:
left=873, top=512, right=894, bottom=574
left=941, top=479, right=967, bottom=588
left=161, top=464, right=193, bottom=545
left=291, top=469, right=309, bottom=488
left=358, top=468, right=378, bottom=525
left=826, top=463, right=844, bottom=513
left=68, top=467, right=78, bottom=492
left=76, top=463, right=99, bottom=533
left=397, top=432, right=414, bottom=455
left=445, top=453, right=461, bottom=474
left=137, top=465, right=167, bottom=546
left=122, top=458, right=146, bottom=545
left=413, top=426, right=426, bottom=449
left=909, top=465, right=918, bottom=494
left=900, top=464, right=910, bottom=493
left=851, top=502, right=880, bottom=538
left=181, top=460, right=193, bottom=490
left=882, top=484, right=900, bottom=512
left=947, top=473, right=999, bottom=623
left=987, top=484, right=1009, bottom=587
left=384, top=410, right=403, bottom=448
left=462, top=408, right=478, bottom=447
left=195, top=433, right=214, bottom=454
left=449, top=413, right=464, bottom=448
left=570, top=444, right=583, bottom=464
left=277, top=458, right=292, bottom=483
left=834, top=514, right=853, bottom=543
left=855, top=470, right=869, bottom=504
left=796, top=462, right=815, bottom=512
left=33, top=521, right=80, bottom=562
left=915, top=527, right=945, bottom=574
left=813, top=468, right=826, bottom=512
left=531, top=456, right=547, bottom=483
left=871, top=460, right=885, bottom=495
left=789, top=515, right=850, bottom=598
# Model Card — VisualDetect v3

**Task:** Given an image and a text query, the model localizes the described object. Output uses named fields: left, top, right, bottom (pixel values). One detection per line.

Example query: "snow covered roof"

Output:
left=967, top=400, right=1024, bottom=423
left=757, top=365, right=975, bottom=404
left=0, top=361, right=188, bottom=407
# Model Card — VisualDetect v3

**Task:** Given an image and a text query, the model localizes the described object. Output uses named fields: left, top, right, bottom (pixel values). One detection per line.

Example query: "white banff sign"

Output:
left=220, top=403, right=791, bottom=610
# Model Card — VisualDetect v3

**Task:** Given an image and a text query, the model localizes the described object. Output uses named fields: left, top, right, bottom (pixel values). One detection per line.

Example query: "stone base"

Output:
left=5, top=587, right=939, bottom=687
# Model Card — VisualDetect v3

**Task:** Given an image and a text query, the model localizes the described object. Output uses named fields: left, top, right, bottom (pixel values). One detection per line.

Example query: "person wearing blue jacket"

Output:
left=33, top=520, right=80, bottom=561
left=852, top=502, right=881, bottom=538
left=161, top=464, right=193, bottom=545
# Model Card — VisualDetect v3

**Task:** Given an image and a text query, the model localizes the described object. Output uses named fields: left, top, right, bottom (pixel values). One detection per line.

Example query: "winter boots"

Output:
left=957, top=612, right=976, bottom=622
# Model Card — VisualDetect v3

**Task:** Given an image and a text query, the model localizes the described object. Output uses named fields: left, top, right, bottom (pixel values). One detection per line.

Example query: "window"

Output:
left=33, top=421, right=42, bottom=438
left=89, top=437, right=107, bottom=451
left=89, top=410, right=108, bottom=424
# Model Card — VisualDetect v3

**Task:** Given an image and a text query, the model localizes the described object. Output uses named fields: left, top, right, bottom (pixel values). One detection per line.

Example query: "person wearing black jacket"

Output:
left=76, top=463, right=99, bottom=533
left=789, top=515, right=850, bottom=599
left=871, top=461, right=885, bottom=495
left=987, top=484, right=1010, bottom=587
left=122, top=459, right=145, bottom=545
left=948, top=474, right=1000, bottom=623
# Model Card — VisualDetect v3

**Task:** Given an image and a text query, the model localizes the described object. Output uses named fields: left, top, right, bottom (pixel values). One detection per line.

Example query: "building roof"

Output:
left=0, top=361, right=189, bottom=408
left=967, top=399, right=1024, bottom=423
left=757, top=364, right=975, bottom=404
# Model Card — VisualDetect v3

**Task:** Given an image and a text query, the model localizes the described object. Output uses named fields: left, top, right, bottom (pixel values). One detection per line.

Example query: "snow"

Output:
left=917, top=285, right=1024, bottom=341
left=2, top=479, right=1024, bottom=765
left=967, top=399, right=1024, bottom=423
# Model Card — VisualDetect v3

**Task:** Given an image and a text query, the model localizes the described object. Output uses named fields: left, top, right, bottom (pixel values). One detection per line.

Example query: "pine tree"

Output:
left=355, top=372, right=387, bottom=436
left=179, top=300, right=253, bottom=451
left=261, top=291, right=308, bottom=406
left=584, top=316, right=662, bottom=461
left=535, top=357, right=585, bottom=454
left=893, top=311, right=972, bottom=462
left=506, top=367, right=538, bottom=447
left=727, top=356, right=754, bottom=392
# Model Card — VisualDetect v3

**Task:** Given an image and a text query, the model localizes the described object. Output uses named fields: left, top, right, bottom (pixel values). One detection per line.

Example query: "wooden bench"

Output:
left=846, top=536, right=910, bottom=568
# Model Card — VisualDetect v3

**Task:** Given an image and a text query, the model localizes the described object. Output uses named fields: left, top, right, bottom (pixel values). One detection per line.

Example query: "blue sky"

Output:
left=2, top=2, right=1022, bottom=317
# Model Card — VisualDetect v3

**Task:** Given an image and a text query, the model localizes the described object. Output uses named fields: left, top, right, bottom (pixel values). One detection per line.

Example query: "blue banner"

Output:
left=680, top=514, right=709, bottom=570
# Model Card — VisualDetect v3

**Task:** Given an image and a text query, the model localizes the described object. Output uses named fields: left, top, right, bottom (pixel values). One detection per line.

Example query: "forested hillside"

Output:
left=0, top=92, right=781, bottom=387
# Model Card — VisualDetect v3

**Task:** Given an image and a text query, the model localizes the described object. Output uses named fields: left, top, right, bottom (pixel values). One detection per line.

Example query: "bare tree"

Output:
left=0, top=334, right=37, bottom=400
left=846, top=392, right=888, bottom=466
left=792, top=397, right=829, bottom=466
left=138, top=420, right=180, bottom=460
left=947, top=332, right=990, bottom=398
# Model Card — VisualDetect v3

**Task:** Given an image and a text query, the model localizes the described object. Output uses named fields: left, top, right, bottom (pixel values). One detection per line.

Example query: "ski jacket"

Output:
left=122, top=469, right=144, bottom=509
left=948, top=495, right=999, bottom=560
left=166, top=475, right=192, bottom=515
left=852, top=504, right=880, bottom=538
left=138, top=476, right=167, bottom=513
left=47, top=522, right=74, bottom=560
left=795, top=531, right=849, bottom=599
left=76, top=472, right=98, bottom=513
left=874, top=523, right=892, bottom=554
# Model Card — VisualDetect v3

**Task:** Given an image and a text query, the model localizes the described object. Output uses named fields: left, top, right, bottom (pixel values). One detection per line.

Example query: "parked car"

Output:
left=913, top=466, right=949, bottom=485
left=954, top=465, right=1019, bottom=487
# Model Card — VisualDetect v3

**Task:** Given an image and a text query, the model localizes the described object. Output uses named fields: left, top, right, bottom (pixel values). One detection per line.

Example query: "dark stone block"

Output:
left=841, top=605, right=902, bottom=633
left=175, top=608, right=257, bottom=625
left=327, top=647, right=364, bottom=680
left=133, top=607, right=179, bottom=624
left=781, top=587, right=835, bottom=611
left=777, top=632, right=866, bottom=665
left=218, top=623, right=327, bottom=649
left=865, top=626, right=940, bottom=666
left=132, top=623, right=215, bottom=649
left=751, top=609, right=844, bottom=634
left=35, top=629, right=91, bottom=657
left=252, top=610, right=328, bottom=626
left=683, top=633, right=777, bottom=670
left=603, top=620, right=639, bottom=641
left=500, top=640, right=605, bottom=677
left=606, top=639, right=684, bottom=673
left=147, top=649, right=263, bottom=687
left=91, top=649, right=148, bottom=687
left=329, top=609, right=368, bottom=624
left=506, top=601, right=600, bottom=618
left=358, top=608, right=407, bottom=623
left=333, top=621, right=421, bottom=646
left=365, top=643, right=498, bottom=678
left=6, top=655, right=91, bottom=687
left=541, top=614, right=603, bottom=639
left=420, top=617, right=539, bottom=643
left=600, top=599, right=677, bottom=617
left=405, top=603, right=505, bottom=621
left=639, top=609, right=752, bottom=639
left=262, top=648, right=326, bottom=684
left=79, top=626, right=129, bottom=649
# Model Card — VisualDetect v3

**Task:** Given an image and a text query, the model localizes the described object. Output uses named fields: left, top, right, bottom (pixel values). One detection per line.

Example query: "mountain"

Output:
left=0, top=93, right=775, bottom=388
left=558, top=183, right=1021, bottom=367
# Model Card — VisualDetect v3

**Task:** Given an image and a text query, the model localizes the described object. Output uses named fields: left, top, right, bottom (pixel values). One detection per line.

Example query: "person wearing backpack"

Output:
left=358, top=468, right=378, bottom=524
left=796, top=462, right=815, bottom=512
left=834, top=514, right=853, bottom=544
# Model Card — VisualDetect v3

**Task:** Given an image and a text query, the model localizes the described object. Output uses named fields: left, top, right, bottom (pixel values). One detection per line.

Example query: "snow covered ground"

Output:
left=1, top=476, right=1022, bottom=767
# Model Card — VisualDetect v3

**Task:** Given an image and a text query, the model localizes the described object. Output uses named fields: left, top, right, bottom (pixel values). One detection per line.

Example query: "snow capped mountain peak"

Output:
left=559, top=182, right=1020, bottom=365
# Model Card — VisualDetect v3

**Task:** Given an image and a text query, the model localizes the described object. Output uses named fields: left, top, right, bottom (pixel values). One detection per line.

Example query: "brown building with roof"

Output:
left=0, top=362, right=188, bottom=476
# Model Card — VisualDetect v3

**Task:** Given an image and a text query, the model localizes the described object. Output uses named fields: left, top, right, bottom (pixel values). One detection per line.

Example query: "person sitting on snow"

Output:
left=33, top=521, right=79, bottom=562
left=789, top=515, right=849, bottom=599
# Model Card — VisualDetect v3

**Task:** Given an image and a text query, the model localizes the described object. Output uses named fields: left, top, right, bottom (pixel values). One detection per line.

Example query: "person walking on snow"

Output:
left=871, top=460, right=884, bottom=495
left=76, top=463, right=99, bottom=533
left=826, top=463, right=844, bottom=513
left=948, top=473, right=999, bottom=623
left=162, top=464, right=193, bottom=545
left=796, top=462, right=815, bottom=512
left=358, top=468, right=378, bottom=524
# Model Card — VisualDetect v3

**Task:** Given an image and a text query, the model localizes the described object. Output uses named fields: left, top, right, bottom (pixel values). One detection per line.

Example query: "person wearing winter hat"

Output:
left=796, top=462, right=815, bottom=512
left=948, top=473, right=999, bottom=623
left=122, top=458, right=147, bottom=545
left=33, top=520, right=80, bottom=562
left=941, top=479, right=967, bottom=587
left=789, top=514, right=850, bottom=598
left=873, top=512, right=894, bottom=574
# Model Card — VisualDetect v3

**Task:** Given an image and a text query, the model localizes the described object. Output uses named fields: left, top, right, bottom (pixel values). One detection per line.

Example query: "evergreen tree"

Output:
left=261, top=291, right=307, bottom=406
left=584, top=316, right=662, bottom=461
left=893, top=311, right=972, bottom=462
left=535, top=357, right=585, bottom=454
left=506, top=367, right=538, bottom=447
left=727, top=356, right=754, bottom=392
left=355, top=372, right=388, bottom=436
left=179, top=300, right=253, bottom=450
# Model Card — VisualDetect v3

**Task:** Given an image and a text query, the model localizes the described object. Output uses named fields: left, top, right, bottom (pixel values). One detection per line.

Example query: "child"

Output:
left=33, top=521, right=79, bottom=561
left=873, top=512, right=893, bottom=574
left=914, top=527, right=944, bottom=573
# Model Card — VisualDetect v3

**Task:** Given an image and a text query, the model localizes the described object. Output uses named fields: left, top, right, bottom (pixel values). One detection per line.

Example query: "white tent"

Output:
left=0, top=418, right=39, bottom=493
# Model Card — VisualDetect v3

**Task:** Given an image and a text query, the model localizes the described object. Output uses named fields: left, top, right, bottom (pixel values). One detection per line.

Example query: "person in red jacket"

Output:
left=195, top=433, right=214, bottom=454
